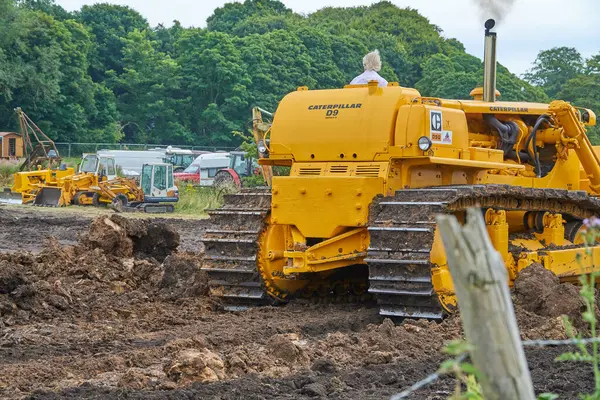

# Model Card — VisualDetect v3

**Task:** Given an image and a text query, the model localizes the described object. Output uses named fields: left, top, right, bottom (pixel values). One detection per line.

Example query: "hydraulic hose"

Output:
left=524, top=115, right=553, bottom=178
left=484, top=115, right=520, bottom=156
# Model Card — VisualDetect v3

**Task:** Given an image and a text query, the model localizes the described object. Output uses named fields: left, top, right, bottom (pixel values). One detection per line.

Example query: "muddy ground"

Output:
left=0, top=205, right=208, bottom=253
left=0, top=205, right=595, bottom=399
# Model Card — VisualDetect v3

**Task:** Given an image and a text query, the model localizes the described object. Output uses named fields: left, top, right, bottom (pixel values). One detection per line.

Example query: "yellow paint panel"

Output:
left=272, top=176, right=383, bottom=238
left=269, top=86, right=420, bottom=162
left=442, top=99, right=550, bottom=115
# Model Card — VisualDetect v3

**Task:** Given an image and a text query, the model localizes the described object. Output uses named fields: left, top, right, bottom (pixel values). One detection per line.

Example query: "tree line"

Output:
left=0, top=0, right=597, bottom=146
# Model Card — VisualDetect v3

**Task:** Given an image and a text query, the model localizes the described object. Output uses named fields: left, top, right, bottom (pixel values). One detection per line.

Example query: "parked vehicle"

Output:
left=149, top=146, right=195, bottom=172
left=213, top=151, right=259, bottom=188
left=173, top=153, right=230, bottom=186
left=98, top=147, right=194, bottom=177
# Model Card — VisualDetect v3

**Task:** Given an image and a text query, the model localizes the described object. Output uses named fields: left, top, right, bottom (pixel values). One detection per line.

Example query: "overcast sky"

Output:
left=56, top=0, right=599, bottom=76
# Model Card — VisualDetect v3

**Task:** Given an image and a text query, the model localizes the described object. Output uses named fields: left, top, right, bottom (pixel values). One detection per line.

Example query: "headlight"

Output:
left=418, top=136, right=432, bottom=152
left=257, top=140, right=268, bottom=154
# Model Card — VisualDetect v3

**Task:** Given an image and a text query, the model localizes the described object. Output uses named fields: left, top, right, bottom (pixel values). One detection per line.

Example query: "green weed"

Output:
left=0, top=160, right=19, bottom=188
left=174, top=184, right=231, bottom=215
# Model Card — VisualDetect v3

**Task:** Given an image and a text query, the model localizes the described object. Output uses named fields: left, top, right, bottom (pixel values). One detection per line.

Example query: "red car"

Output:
left=173, top=164, right=200, bottom=184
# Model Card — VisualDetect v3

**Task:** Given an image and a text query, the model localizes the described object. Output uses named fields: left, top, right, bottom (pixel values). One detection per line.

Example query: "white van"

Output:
left=174, top=153, right=230, bottom=186
left=97, top=147, right=195, bottom=177
left=97, top=150, right=164, bottom=177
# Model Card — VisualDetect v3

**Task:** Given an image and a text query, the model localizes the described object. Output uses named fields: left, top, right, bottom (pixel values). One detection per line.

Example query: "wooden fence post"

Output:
left=436, top=208, right=535, bottom=400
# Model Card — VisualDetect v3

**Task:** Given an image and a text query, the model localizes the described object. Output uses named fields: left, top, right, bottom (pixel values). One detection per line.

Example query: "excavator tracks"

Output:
left=202, top=185, right=600, bottom=318
left=367, top=184, right=600, bottom=320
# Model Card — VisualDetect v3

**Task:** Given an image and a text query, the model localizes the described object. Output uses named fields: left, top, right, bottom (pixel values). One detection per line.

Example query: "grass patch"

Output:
left=0, top=160, right=20, bottom=188
left=174, top=184, right=230, bottom=215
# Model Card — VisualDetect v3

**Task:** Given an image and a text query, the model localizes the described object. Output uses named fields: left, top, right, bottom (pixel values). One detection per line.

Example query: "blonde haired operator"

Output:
left=350, top=49, right=388, bottom=87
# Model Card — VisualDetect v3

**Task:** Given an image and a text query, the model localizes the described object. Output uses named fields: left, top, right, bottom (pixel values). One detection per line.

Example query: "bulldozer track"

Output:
left=202, top=185, right=600, bottom=317
left=201, top=189, right=371, bottom=311
left=201, top=190, right=274, bottom=311
left=367, top=184, right=600, bottom=320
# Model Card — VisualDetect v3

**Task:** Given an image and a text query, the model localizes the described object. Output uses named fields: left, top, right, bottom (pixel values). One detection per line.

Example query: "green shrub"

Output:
left=174, top=184, right=230, bottom=215
left=0, top=160, right=19, bottom=188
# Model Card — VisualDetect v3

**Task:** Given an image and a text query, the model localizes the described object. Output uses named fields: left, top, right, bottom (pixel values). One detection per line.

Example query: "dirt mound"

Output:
left=0, top=216, right=203, bottom=326
left=0, top=260, right=27, bottom=294
left=82, top=215, right=179, bottom=261
left=514, top=263, right=585, bottom=331
left=160, top=253, right=207, bottom=299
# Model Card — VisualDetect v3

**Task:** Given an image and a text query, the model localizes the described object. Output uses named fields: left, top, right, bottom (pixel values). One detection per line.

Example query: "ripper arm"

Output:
left=549, top=100, right=600, bottom=193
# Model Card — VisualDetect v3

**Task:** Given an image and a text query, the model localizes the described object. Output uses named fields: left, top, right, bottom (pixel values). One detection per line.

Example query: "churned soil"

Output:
left=0, top=205, right=209, bottom=253
left=0, top=208, right=595, bottom=399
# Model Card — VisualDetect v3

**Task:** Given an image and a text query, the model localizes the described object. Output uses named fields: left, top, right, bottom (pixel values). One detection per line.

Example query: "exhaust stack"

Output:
left=483, top=19, right=497, bottom=102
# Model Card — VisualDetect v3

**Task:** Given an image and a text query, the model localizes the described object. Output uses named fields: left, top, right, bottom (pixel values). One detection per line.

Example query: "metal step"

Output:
left=367, top=226, right=433, bottom=232
left=205, top=229, right=262, bottom=235
left=221, top=288, right=266, bottom=299
left=201, top=237, right=256, bottom=244
left=207, top=210, right=267, bottom=216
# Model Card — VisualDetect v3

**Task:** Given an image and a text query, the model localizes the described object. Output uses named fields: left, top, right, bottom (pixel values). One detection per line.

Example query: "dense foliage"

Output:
left=524, top=48, right=600, bottom=142
left=0, top=0, right=597, bottom=146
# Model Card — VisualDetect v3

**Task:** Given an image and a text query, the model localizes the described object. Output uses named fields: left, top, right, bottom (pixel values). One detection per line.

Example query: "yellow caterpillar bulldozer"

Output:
left=201, top=19, right=600, bottom=319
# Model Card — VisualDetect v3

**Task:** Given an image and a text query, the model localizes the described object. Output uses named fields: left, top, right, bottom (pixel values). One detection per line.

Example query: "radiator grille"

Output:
left=298, top=167, right=322, bottom=176
left=355, top=165, right=381, bottom=177
left=329, top=165, right=348, bottom=174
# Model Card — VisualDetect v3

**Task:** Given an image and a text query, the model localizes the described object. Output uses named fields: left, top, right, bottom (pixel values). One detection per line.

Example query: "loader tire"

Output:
left=92, top=193, right=102, bottom=207
left=73, top=191, right=84, bottom=206
left=110, top=194, right=128, bottom=213
left=73, top=191, right=92, bottom=206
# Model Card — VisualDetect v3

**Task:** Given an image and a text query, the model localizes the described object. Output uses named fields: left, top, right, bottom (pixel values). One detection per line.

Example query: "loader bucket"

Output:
left=0, top=189, right=23, bottom=205
left=33, top=187, right=62, bottom=207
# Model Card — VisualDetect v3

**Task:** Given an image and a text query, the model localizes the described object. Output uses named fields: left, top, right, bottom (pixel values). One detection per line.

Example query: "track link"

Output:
left=367, top=184, right=600, bottom=321
left=200, top=189, right=273, bottom=311
left=367, top=195, right=449, bottom=320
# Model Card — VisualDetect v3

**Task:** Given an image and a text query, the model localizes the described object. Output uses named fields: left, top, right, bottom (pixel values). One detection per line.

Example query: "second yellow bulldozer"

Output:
left=201, top=19, right=600, bottom=319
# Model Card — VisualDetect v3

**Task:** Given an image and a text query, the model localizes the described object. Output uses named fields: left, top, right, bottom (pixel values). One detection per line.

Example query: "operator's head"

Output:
left=363, top=50, right=382, bottom=72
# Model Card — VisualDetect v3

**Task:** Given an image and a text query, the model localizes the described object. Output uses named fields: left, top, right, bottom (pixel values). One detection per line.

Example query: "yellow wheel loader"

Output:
left=10, top=153, right=123, bottom=207
left=10, top=155, right=179, bottom=213
left=201, top=19, right=600, bottom=319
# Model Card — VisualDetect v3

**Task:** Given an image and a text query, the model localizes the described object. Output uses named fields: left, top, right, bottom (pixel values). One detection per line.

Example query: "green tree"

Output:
left=558, top=73, right=600, bottom=143
left=77, top=3, right=149, bottom=81
left=16, top=0, right=70, bottom=20
left=523, top=47, right=585, bottom=98
left=177, top=29, right=250, bottom=145
left=0, top=1, right=119, bottom=142
left=108, top=30, right=188, bottom=144
left=207, top=0, right=293, bottom=33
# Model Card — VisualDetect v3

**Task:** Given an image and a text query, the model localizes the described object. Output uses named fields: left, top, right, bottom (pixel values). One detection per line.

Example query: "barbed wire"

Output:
left=390, top=353, right=467, bottom=400
left=389, top=336, right=600, bottom=400
left=523, top=337, right=600, bottom=347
